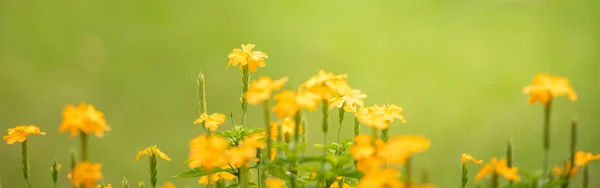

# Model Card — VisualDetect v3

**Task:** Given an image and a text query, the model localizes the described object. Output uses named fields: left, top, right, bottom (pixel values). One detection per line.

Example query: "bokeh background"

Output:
left=1, top=0, right=599, bottom=187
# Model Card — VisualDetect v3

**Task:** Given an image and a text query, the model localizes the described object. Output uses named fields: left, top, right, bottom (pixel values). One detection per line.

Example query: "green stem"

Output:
left=322, top=99, right=329, bottom=133
left=353, top=115, right=359, bottom=137
left=264, top=100, right=273, bottom=159
left=198, top=72, right=209, bottom=134
left=22, top=140, right=32, bottom=188
left=405, top=156, right=412, bottom=188
left=491, top=172, right=499, bottom=188
left=542, top=99, right=552, bottom=181
left=336, top=106, right=345, bottom=143
left=461, top=163, right=468, bottom=188
left=582, top=164, right=589, bottom=188
left=294, top=111, right=302, bottom=145
left=562, top=119, right=578, bottom=188
left=149, top=155, right=157, bottom=188
left=80, top=132, right=88, bottom=161
left=381, top=128, right=390, bottom=142
left=240, top=65, right=249, bottom=126
left=506, top=139, right=514, bottom=186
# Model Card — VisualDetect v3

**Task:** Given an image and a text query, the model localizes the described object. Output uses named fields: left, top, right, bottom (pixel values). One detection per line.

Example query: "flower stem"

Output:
left=461, top=163, right=468, bottom=188
left=582, top=164, right=589, bottom=188
left=562, top=119, right=578, bottom=188
left=381, top=128, right=390, bottom=142
left=542, top=100, right=552, bottom=181
left=240, top=65, right=249, bottom=126
left=80, top=132, right=88, bottom=161
left=197, top=71, right=209, bottom=134
left=21, top=140, right=32, bottom=188
left=506, top=139, right=514, bottom=186
left=69, top=148, right=77, bottom=188
left=336, top=106, right=345, bottom=143
left=491, top=172, right=499, bottom=188
left=294, top=111, right=302, bottom=145
left=264, top=100, right=273, bottom=159
left=322, top=99, right=329, bottom=134
left=353, top=115, right=359, bottom=137
left=149, top=155, right=157, bottom=188
left=405, top=156, right=412, bottom=188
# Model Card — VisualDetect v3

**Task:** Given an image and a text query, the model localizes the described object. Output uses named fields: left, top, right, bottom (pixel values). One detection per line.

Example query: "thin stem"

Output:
left=80, top=132, right=88, bottom=161
left=336, top=106, right=345, bottom=143
left=562, top=119, right=578, bottom=188
left=240, top=65, right=249, bottom=126
left=491, top=172, right=499, bottom=188
left=461, top=163, right=468, bottom=188
left=197, top=72, right=208, bottom=134
left=582, top=164, right=589, bottom=188
left=21, top=140, right=32, bottom=188
left=321, top=99, right=329, bottom=134
left=353, top=115, right=359, bottom=137
left=405, top=156, right=412, bottom=188
left=264, top=100, right=273, bottom=159
left=542, top=99, right=552, bottom=180
left=506, top=139, right=514, bottom=186
left=294, top=111, right=302, bottom=145
left=149, top=155, right=157, bottom=188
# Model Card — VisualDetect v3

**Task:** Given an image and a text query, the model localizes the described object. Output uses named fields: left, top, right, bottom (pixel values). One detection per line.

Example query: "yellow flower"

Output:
left=225, top=144, right=258, bottom=168
left=160, top=182, right=177, bottom=188
left=227, top=44, right=268, bottom=72
left=552, top=161, right=577, bottom=178
left=302, top=70, right=351, bottom=100
left=461, top=153, right=483, bottom=165
left=3, top=125, right=45, bottom=144
left=95, top=184, right=112, bottom=188
left=281, top=117, right=302, bottom=137
left=269, top=122, right=279, bottom=140
left=270, top=148, right=277, bottom=161
left=475, top=158, right=520, bottom=181
left=242, top=132, right=266, bottom=149
left=272, top=90, right=299, bottom=118
left=135, top=145, right=171, bottom=162
left=266, top=178, right=285, bottom=188
left=356, top=106, right=389, bottom=130
left=574, top=150, right=600, bottom=166
left=356, top=156, right=385, bottom=173
left=69, top=161, right=103, bottom=188
left=523, top=73, right=577, bottom=106
left=350, top=135, right=379, bottom=161
left=380, top=135, right=429, bottom=165
left=245, top=76, right=288, bottom=105
left=421, top=183, right=437, bottom=188
left=296, top=90, right=321, bottom=111
left=357, top=168, right=403, bottom=188
left=188, top=135, right=229, bottom=170
left=59, top=102, right=110, bottom=137
left=193, top=113, right=226, bottom=131
left=380, top=104, right=407, bottom=123
left=329, top=89, right=367, bottom=113
left=51, top=163, right=63, bottom=172
left=197, top=172, right=236, bottom=185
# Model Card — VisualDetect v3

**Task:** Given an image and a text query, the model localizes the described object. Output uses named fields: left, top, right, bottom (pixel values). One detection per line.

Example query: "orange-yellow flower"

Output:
left=574, top=150, right=600, bottom=166
left=296, top=90, right=321, bottom=111
left=523, top=73, right=577, bottom=106
left=461, top=153, right=483, bottom=165
left=552, top=161, right=577, bottom=178
left=329, top=89, right=367, bottom=113
left=281, top=117, right=302, bottom=137
left=269, top=122, right=279, bottom=140
left=160, top=181, right=177, bottom=188
left=59, top=102, right=110, bottom=137
left=356, top=106, right=389, bottom=130
left=380, top=104, right=407, bottom=123
left=95, top=184, right=111, bottom=188
left=380, top=135, right=429, bottom=165
left=266, top=178, right=285, bottom=188
left=188, top=135, right=229, bottom=170
left=272, top=90, right=299, bottom=118
left=475, top=158, right=520, bottom=181
left=135, top=145, right=171, bottom=162
left=349, top=135, right=380, bottom=161
left=3, top=125, right=45, bottom=144
left=245, top=76, right=288, bottom=105
left=421, top=183, right=437, bottom=188
left=193, top=113, right=226, bottom=131
left=356, top=168, right=403, bottom=188
left=197, top=172, right=236, bottom=185
left=242, top=132, right=266, bottom=149
left=69, top=161, right=103, bottom=188
left=227, top=44, right=268, bottom=72
left=356, top=156, right=385, bottom=173
left=302, top=70, right=351, bottom=100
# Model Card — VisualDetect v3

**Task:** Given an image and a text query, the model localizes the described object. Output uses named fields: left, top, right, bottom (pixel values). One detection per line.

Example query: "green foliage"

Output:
left=173, top=167, right=232, bottom=178
left=214, top=125, right=265, bottom=146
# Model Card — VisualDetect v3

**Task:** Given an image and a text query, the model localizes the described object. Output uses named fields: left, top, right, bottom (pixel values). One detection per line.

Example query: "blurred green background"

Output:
left=1, top=0, right=599, bottom=187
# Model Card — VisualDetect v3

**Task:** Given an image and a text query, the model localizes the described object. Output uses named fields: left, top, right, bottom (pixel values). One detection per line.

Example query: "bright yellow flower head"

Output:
left=245, top=76, right=288, bottom=105
left=329, top=89, right=367, bottom=113
left=95, top=184, right=112, bottom=188
left=281, top=117, right=303, bottom=138
left=296, top=90, right=321, bottom=111
left=197, top=172, right=236, bottom=185
left=160, top=181, right=177, bottom=188
left=243, top=132, right=266, bottom=149
left=421, top=183, right=437, bottom=188
left=574, top=150, right=600, bottom=166
left=225, top=143, right=259, bottom=168
left=475, top=158, right=520, bottom=182
left=69, top=161, right=103, bottom=188
left=135, top=145, right=171, bottom=162
left=269, top=122, right=279, bottom=140
left=523, top=73, right=577, bottom=106
left=59, top=102, right=110, bottom=137
left=188, top=135, right=229, bottom=170
left=461, top=153, right=483, bottom=165
left=227, top=44, right=268, bottom=72
left=3, top=125, right=45, bottom=144
left=552, top=161, right=577, bottom=178
left=356, top=156, right=385, bottom=173
left=266, top=178, right=285, bottom=188
left=380, top=135, right=429, bottom=165
left=301, top=70, right=351, bottom=100
left=272, top=90, right=299, bottom=118
left=381, top=104, right=407, bottom=123
left=357, top=168, right=403, bottom=188
left=357, top=106, right=389, bottom=130
left=193, top=113, right=226, bottom=131
left=350, top=135, right=380, bottom=161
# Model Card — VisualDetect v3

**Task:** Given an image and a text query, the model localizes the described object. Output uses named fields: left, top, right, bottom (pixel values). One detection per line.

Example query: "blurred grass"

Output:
left=1, top=0, right=599, bottom=187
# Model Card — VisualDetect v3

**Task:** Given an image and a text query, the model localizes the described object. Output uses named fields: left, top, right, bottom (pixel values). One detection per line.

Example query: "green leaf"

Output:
left=173, top=167, right=228, bottom=178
